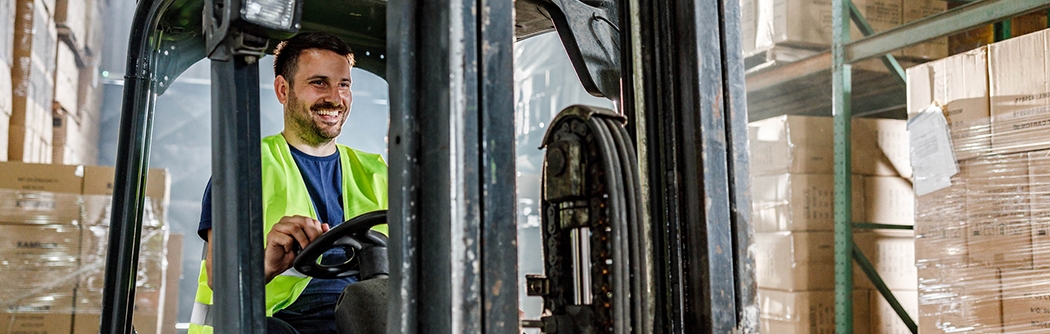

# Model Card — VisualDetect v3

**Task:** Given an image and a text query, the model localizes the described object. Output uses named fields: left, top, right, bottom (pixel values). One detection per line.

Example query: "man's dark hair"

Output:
left=273, top=32, right=355, bottom=81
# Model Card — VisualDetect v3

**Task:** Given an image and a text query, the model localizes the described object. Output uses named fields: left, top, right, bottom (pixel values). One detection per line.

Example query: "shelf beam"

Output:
left=847, top=0, right=1050, bottom=62
left=747, top=0, right=1050, bottom=93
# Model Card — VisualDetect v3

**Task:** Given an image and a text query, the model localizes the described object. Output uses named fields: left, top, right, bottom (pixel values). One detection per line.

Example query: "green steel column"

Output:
left=832, top=0, right=854, bottom=333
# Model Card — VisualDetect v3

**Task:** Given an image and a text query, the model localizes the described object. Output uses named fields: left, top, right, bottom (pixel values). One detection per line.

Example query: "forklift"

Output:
left=98, top=0, right=756, bottom=333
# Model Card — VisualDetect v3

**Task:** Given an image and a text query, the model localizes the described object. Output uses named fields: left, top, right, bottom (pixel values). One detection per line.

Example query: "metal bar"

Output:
left=745, top=52, right=831, bottom=92
left=478, top=0, right=519, bottom=331
left=99, top=1, right=161, bottom=332
left=718, top=0, right=759, bottom=330
left=853, top=245, right=918, bottom=333
left=848, top=1, right=905, bottom=87
left=995, top=19, right=1013, bottom=41
left=847, top=0, right=1050, bottom=62
left=387, top=0, right=419, bottom=331
left=633, top=0, right=741, bottom=331
left=210, top=55, right=267, bottom=334
left=619, top=0, right=657, bottom=332
left=635, top=1, right=685, bottom=330
left=854, top=223, right=914, bottom=230
left=390, top=0, right=514, bottom=330
left=686, top=0, right=738, bottom=330
left=747, top=0, right=1050, bottom=92
left=832, top=0, right=854, bottom=332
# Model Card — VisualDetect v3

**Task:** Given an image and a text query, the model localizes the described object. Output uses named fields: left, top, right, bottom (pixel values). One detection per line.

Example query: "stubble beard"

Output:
left=287, top=90, right=348, bottom=147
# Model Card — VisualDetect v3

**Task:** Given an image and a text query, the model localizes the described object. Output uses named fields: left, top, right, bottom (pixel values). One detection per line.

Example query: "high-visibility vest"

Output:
left=189, top=134, right=388, bottom=333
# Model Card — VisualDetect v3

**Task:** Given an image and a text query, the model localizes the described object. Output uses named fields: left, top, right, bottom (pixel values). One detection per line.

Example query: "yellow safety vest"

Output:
left=189, top=134, right=388, bottom=333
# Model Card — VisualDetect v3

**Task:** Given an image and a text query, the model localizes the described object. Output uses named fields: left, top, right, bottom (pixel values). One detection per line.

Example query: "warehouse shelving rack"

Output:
left=744, top=0, right=1050, bottom=332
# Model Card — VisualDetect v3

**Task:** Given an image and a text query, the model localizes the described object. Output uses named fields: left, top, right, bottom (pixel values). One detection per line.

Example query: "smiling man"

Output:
left=190, top=32, right=389, bottom=334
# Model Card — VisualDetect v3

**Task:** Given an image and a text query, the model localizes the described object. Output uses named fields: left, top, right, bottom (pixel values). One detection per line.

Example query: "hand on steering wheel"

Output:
left=292, top=210, right=388, bottom=279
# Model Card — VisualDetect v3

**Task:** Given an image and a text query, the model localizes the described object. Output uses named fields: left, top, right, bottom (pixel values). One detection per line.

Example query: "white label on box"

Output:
left=909, top=104, right=959, bottom=196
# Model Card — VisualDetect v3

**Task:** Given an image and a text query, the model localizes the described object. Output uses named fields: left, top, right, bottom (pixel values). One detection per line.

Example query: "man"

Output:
left=189, top=32, right=388, bottom=334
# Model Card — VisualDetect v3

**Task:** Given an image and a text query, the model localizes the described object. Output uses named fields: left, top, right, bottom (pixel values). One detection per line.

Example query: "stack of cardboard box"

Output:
left=52, top=0, right=103, bottom=165
left=908, top=28, right=1050, bottom=332
left=3, top=0, right=104, bottom=164
left=0, top=161, right=175, bottom=334
left=73, top=165, right=171, bottom=334
left=0, top=162, right=82, bottom=333
left=749, top=115, right=917, bottom=333
left=10, top=0, right=58, bottom=163
left=738, top=0, right=947, bottom=68
left=0, top=0, right=14, bottom=161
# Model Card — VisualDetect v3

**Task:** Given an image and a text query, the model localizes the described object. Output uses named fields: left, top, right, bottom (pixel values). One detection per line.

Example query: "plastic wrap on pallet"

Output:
left=0, top=224, right=78, bottom=333
left=72, top=225, right=168, bottom=334
left=0, top=162, right=83, bottom=225
left=909, top=111, right=1050, bottom=332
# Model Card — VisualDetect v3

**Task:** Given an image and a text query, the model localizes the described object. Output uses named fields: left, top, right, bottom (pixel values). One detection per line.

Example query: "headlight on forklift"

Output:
left=242, top=0, right=298, bottom=30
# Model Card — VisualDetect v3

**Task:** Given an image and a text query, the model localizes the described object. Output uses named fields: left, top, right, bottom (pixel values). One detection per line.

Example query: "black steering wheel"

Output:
left=292, top=210, right=388, bottom=279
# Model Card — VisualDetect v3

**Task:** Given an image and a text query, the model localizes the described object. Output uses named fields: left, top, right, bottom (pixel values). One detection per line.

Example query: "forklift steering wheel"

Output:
left=292, top=210, right=388, bottom=279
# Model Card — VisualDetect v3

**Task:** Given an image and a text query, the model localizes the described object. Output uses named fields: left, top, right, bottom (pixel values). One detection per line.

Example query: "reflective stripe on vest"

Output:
left=190, top=134, right=388, bottom=332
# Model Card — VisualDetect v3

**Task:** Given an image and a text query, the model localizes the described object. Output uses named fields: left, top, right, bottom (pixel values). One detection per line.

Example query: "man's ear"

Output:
left=274, top=75, right=289, bottom=104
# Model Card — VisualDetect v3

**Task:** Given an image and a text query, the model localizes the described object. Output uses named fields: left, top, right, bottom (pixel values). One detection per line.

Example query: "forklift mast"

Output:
left=99, top=0, right=755, bottom=333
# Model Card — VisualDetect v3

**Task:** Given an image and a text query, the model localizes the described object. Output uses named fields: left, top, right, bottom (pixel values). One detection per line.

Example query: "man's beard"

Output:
left=287, top=92, right=347, bottom=146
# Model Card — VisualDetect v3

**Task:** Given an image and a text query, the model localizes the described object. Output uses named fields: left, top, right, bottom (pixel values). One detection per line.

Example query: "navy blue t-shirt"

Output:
left=198, top=145, right=356, bottom=301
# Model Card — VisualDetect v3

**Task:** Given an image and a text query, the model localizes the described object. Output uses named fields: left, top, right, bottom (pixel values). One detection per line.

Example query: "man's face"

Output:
left=278, top=48, right=353, bottom=146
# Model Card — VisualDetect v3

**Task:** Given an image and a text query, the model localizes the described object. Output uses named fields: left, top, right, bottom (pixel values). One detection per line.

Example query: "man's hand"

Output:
left=264, top=215, right=330, bottom=283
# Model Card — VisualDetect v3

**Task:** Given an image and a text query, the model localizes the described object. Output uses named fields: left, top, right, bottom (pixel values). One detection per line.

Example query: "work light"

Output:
left=242, top=0, right=299, bottom=31
left=204, top=0, right=303, bottom=60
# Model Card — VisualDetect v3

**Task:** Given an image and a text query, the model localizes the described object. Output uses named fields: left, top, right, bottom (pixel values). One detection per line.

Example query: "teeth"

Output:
left=316, top=110, right=339, bottom=116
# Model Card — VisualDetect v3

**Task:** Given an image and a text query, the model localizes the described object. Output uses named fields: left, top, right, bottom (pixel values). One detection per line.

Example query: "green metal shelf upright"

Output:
left=828, top=0, right=1050, bottom=333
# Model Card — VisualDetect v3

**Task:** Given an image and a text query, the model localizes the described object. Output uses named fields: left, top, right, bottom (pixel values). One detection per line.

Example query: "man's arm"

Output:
left=205, top=216, right=330, bottom=287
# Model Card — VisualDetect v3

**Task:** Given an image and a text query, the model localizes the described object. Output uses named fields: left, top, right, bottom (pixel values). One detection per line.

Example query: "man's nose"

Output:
left=322, top=85, right=342, bottom=105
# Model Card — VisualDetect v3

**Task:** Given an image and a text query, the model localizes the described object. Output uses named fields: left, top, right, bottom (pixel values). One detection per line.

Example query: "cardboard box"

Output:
left=915, top=219, right=968, bottom=268
left=758, top=289, right=870, bottom=334
left=906, top=47, right=991, bottom=161
left=752, top=173, right=864, bottom=232
left=162, top=234, right=182, bottom=334
left=754, top=0, right=899, bottom=52
left=864, top=176, right=914, bottom=226
left=853, top=118, right=912, bottom=178
left=0, top=225, right=80, bottom=303
left=749, top=115, right=909, bottom=177
left=900, top=0, right=947, bottom=60
left=1, top=295, right=75, bottom=334
left=965, top=154, right=1033, bottom=269
left=871, top=289, right=918, bottom=334
left=76, top=225, right=167, bottom=334
left=914, top=174, right=968, bottom=266
left=82, top=166, right=170, bottom=226
left=855, top=230, right=917, bottom=291
left=0, top=0, right=14, bottom=65
left=1000, top=268, right=1050, bottom=333
left=740, top=0, right=757, bottom=55
left=0, top=162, right=83, bottom=223
left=917, top=265, right=1002, bottom=333
left=54, top=0, right=88, bottom=50
left=53, top=110, right=99, bottom=165
left=11, top=0, right=57, bottom=163
left=80, top=225, right=167, bottom=291
left=755, top=232, right=835, bottom=290
left=988, top=30, right=1050, bottom=155
left=77, top=65, right=101, bottom=122
left=1030, top=150, right=1050, bottom=268
left=73, top=288, right=164, bottom=334
left=54, top=41, right=80, bottom=115
left=0, top=105, right=9, bottom=162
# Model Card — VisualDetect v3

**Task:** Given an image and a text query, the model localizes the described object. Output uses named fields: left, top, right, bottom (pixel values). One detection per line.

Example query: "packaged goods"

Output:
left=751, top=173, right=864, bottom=232
left=758, top=289, right=871, bottom=334
left=906, top=47, right=991, bottom=161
